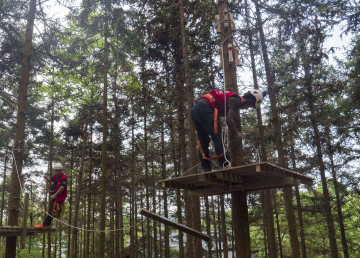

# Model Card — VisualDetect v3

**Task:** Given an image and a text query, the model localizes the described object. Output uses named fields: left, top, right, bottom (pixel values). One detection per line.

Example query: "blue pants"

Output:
left=191, top=102, right=230, bottom=171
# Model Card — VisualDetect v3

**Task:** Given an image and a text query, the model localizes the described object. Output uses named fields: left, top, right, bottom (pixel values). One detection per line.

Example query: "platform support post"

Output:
left=20, top=193, right=29, bottom=249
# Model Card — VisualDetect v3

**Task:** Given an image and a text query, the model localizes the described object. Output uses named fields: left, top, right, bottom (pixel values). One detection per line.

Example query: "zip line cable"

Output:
left=11, top=150, right=146, bottom=233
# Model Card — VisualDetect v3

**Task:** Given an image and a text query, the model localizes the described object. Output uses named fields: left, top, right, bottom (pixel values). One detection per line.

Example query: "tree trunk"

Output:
left=175, top=61, right=186, bottom=258
left=328, top=145, right=349, bottom=258
left=297, top=22, right=339, bottom=257
left=262, top=203, right=268, bottom=258
left=309, top=96, right=339, bottom=257
left=212, top=196, right=219, bottom=258
left=92, top=192, right=95, bottom=258
left=179, top=0, right=202, bottom=256
left=71, top=101, right=91, bottom=258
left=5, top=0, right=36, bottom=256
left=254, top=0, right=300, bottom=257
left=1, top=150, right=8, bottom=227
left=217, top=196, right=222, bottom=253
left=43, top=184, right=47, bottom=258
left=59, top=221, right=62, bottom=257
left=142, top=82, right=151, bottom=258
left=48, top=89, right=55, bottom=258
left=135, top=196, right=138, bottom=257
left=53, top=220, right=57, bottom=258
left=130, top=96, right=136, bottom=258
left=159, top=191, right=162, bottom=258
left=216, top=0, right=250, bottom=256
left=141, top=196, right=145, bottom=257
left=161, top=121, right=170, bottom=258
left=245, top=1, right=278, bottom=256
left=169, top=103, right=184, bottom=258
left=151, top=160, right=158, bottom=258
left=70, top=123, right=88, bottom=257
left=85, top=93, right=93, bottom=258
left=289, top=133, right=307, bottom=258
left=112, top=80, right=124, bottom=258
left=205, top=197, right=212, bottom=258
left=232, top=192, right=251, bottom=258
left=68, top=148, right=74, bottom=258
left=99, top=18, right=108, bottom=257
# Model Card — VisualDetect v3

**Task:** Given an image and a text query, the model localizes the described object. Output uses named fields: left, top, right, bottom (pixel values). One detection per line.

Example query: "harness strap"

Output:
left=202, top=93, right=219, bottom=134
left=197, top=139, right=225, bottom=161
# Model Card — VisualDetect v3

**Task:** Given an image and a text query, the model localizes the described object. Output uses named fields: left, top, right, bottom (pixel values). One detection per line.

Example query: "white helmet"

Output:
left=248, top=90, right=263, bottom=109
left=53, top=163, right=63, bottom=170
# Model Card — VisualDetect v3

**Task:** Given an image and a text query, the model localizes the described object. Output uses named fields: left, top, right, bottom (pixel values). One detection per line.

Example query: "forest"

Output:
left=0, top=0, right=359, bottom=257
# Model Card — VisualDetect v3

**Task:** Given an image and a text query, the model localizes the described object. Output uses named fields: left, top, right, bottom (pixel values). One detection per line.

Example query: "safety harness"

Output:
left=197, top=93, right=226, bottom=161
left=202, top=93, right=219, bottom=134
left=52, top=200, right=63, bottom=218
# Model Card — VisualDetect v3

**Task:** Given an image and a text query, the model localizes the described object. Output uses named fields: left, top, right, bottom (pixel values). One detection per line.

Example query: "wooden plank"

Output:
left=27, top=228, right=56, bottom=233
left=139, top=208, right=210, bottom=241
left=262, top=162, right=314, bottom=180
left=216, top=172, right=242, bottom=184
left=20, top=193, right=29, bottom=249
left=262, top=164, right=313, bottom=185
left=199, top=174, right=227, bottom=186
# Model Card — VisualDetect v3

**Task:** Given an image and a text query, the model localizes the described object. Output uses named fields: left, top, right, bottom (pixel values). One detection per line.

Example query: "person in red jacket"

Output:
left=191, top=89, right=263, bottom=172
left=35, top=162, right=68, bottom=228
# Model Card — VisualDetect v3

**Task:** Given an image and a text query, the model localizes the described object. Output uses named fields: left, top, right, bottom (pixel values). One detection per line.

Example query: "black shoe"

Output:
left=202, top=168, right=212, bottom=172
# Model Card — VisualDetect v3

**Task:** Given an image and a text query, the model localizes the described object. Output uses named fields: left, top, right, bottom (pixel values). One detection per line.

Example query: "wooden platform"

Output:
left=159, top=162, right=314, bottom=196
left=0, top=227, right=56, bottom=237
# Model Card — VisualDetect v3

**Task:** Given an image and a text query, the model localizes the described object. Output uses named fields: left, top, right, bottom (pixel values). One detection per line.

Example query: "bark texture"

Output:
left=5, top=0, right=36, bottom=256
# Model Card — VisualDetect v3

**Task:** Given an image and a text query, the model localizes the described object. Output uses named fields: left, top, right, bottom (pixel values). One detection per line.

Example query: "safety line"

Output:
left=220, top=33, right=233, bottom=169
left=178, top=162, right=201, bottom=177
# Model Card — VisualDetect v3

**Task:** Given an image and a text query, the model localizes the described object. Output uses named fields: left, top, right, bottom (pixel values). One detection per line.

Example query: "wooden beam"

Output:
left=300, top=178, right=313, bottom=186
left=161, top=181, right=203, bottom=191
left=139, top=208, right=210, bottom=241
left=0, top=232, right=36, bottom=237
left=188, top=177, right=299, bottom=196
left=0, top=227, right=55, bottom=237
left=20, top=193, right=29, bottom=249
left=262, top=162, right=314, bottom=180
left=237, top=177, right=298, bottom=191
left=188, top=188, right=224, bottom=197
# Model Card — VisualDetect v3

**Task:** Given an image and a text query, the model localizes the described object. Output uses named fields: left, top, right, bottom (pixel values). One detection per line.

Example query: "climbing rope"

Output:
left=220, top=34, right=233, bottom=169
left=11, top=149, right=146, bottom=233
